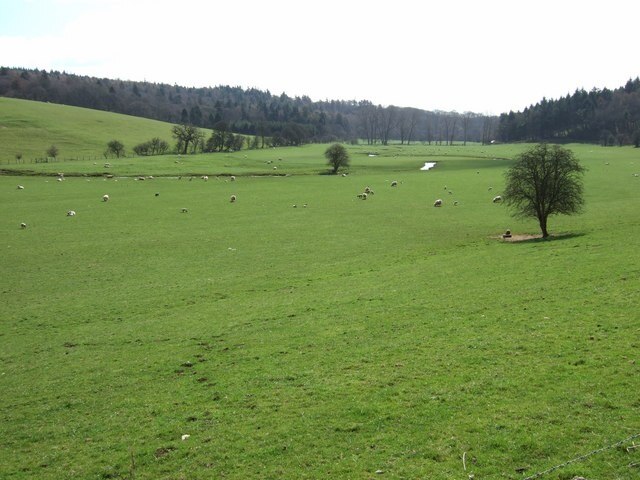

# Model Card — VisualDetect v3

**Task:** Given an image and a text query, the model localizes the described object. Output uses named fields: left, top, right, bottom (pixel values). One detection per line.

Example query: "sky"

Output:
left=1, top=0, right=638, bottom=115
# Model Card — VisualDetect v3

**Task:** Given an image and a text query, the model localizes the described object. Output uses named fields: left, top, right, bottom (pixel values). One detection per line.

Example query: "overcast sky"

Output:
left=1, top=0, right=638, bottom=114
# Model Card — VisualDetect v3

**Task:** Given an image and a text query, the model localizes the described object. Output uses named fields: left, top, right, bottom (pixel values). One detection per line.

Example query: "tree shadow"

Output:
left=500, top=232, right=586, bottom=244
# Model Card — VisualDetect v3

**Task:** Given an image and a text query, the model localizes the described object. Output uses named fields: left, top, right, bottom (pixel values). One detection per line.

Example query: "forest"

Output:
left=497, top=78, right=640, bottom=146
left=1, top=67, right=639, bottom=146
left=0, top=67, right=495, bottom=146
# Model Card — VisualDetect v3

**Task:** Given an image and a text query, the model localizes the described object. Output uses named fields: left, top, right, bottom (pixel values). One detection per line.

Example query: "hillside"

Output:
left=0, top=67, right=495, bottom=146
left=0, top=97, right=184, bottom=163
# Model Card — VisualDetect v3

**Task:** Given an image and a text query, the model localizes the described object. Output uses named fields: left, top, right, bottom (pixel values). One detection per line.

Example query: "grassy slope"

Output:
left=0, top=97, right=182, bottom=163
left=1, top=102, right=639, bottom=479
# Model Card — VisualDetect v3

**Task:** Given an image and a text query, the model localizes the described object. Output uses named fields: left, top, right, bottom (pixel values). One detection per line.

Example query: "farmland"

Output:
left=1, top=99, right=639, bottom=479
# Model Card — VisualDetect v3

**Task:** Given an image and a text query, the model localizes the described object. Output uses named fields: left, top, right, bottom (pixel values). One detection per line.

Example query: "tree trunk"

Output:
left=539, top=215, right=549, bottom=238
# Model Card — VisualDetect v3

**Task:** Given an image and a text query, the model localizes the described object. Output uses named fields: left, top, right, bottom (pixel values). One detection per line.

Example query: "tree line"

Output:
left=0, top=67, right=495, bottom=146
left=497, top=78, right=640, bottom=146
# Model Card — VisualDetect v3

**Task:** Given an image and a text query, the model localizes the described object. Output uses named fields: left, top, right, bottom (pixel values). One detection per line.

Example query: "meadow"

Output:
left=1, top=100, right=639, bottom=479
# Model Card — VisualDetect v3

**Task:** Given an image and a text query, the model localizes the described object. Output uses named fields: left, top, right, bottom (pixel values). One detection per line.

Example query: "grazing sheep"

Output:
left=273, top=166, right=278, bottom=170
left=433, top=199, right=443, bottom=207
left=634, top=173, right=639, bottom=177
left=137, top=176, right=145, bottom=181
left=488, top=186, right=493, bottom=191
left=181, top=208, right=188, bottom=213
left=293, top=204, right=297, bottom=208
left=454, top=201, right=459, bottom=206
left=20, top=222, right=27, bottom=229
left=230, top=195, right=237, bottom=203
left=202, top=175, right=209, bottom=181
left=17, top=185, right=24, bottom=190
left=102, top=194, right=109, bottom=202
left=303, top=204, right=308, bottom=208
left=503, top=229, right=512, bottom=239
left=492, top=195, right=503, bottom=203
left=391, top=180, right=398, bottom=187
left=230, top=175, right=236, bottom=181
left=364, top=186, right=371, bottom=194
left=57, top=178, right=63, bottom=182
left=67, top=210, right=76, bottom=216
left=448, top=190, right=453, bottom=195
left=342, top=173, right=347, bottom=177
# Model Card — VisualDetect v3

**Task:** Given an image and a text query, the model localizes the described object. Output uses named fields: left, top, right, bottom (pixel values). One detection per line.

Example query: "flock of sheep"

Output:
left=14, top=167, right=506, bottom=230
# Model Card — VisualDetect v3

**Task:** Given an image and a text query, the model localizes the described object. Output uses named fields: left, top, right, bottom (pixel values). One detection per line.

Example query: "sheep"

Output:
left=137, top=176, right=146, bottom=181
left=230, top=195, right=237, bottom=203
left=273, top=166, right=278, bottom=170
left=433, top=199, right=443, bottom=207
left=453, top=201, right=459, bottom=206
left=492, top=195, right=503, bottom=203
left=303, top=204, right=308, bottom=208
left=364, top=186, right=371, bottom=194
left=502, top=229, right=512, bottom=239
left=181, top=208, right=188, bottom=213
left=102, top=194, right=110, bottom=202
left=488, top=186, right=493, bottom=191
left=293, top=204, right=297, bottom=208
left=67, top=210, right=76, bottom=216
left=391, top=180, right=398, bottom=187
left=20, top=222, right=27, bottom=229
left=57, top=178, right=63, bottom=182
left=17, top=185, right=24, bottom=190
left=342, top=173, right=347, bottom=177
left=202, top=175, right=209, bottom=181
left=230, top=175, right=236, bottom=181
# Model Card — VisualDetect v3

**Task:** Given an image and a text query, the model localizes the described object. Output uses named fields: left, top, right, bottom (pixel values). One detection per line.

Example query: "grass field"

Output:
left=0, top=97, right=183, bottom=164
left=1, top=100, right=639, bottom=479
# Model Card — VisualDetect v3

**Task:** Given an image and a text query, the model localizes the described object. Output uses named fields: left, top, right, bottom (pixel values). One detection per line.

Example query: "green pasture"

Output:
left=1, top=103, right=640, bottom=479
left=0, top=97, right=181, bottom=163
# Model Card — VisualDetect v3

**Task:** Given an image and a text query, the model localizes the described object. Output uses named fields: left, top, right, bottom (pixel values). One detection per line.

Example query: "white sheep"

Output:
left=17, top=185, right=24, bottom=190
left=391, top=180, right=398, bottom=187
left=273, top=166, right=278, bottom=170
left=492, top=195, right=503, bottom=203
left=102, top=194, right=109, bottom=202
left=57, top=178, right=63, bottom=182
left=67, top=210, right=76, bottom=216
left=181, top=208, right=188, bottom=213
left=433, top=199, right=443, bottom=207
left=230, top=175, right=236, bottom=181
left=20, top=222, right=27, bottom=229
left=202, top=175, right=208, bottom=181
left=137, top=176, right=145, bottom=181
left=230, top=195, right=237, bottom=203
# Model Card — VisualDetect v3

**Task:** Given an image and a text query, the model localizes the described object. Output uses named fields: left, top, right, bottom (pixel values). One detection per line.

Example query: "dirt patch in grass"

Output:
left=501, top=233, right=543, bottom=242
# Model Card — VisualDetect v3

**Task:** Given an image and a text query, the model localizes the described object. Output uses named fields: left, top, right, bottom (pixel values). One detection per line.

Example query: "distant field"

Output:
left=1, top=101, right=639, bottom=479
left=0, top=97, right=183, bottom=163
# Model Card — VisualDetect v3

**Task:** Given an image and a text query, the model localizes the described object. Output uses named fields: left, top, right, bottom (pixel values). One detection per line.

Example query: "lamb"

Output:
left=230, top=195, right=237, bottom=203
left=102, top=194, right=109, bottom=202
left=67, top=210, right=76, bottom=216
left=492, top=195, right=503, bottom=203
left=433, top=199, right=443, bottom=207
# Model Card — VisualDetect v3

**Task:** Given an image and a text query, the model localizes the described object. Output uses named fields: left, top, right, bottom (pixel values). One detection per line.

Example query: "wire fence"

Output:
left=522, top=432, right=640, bottom=480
